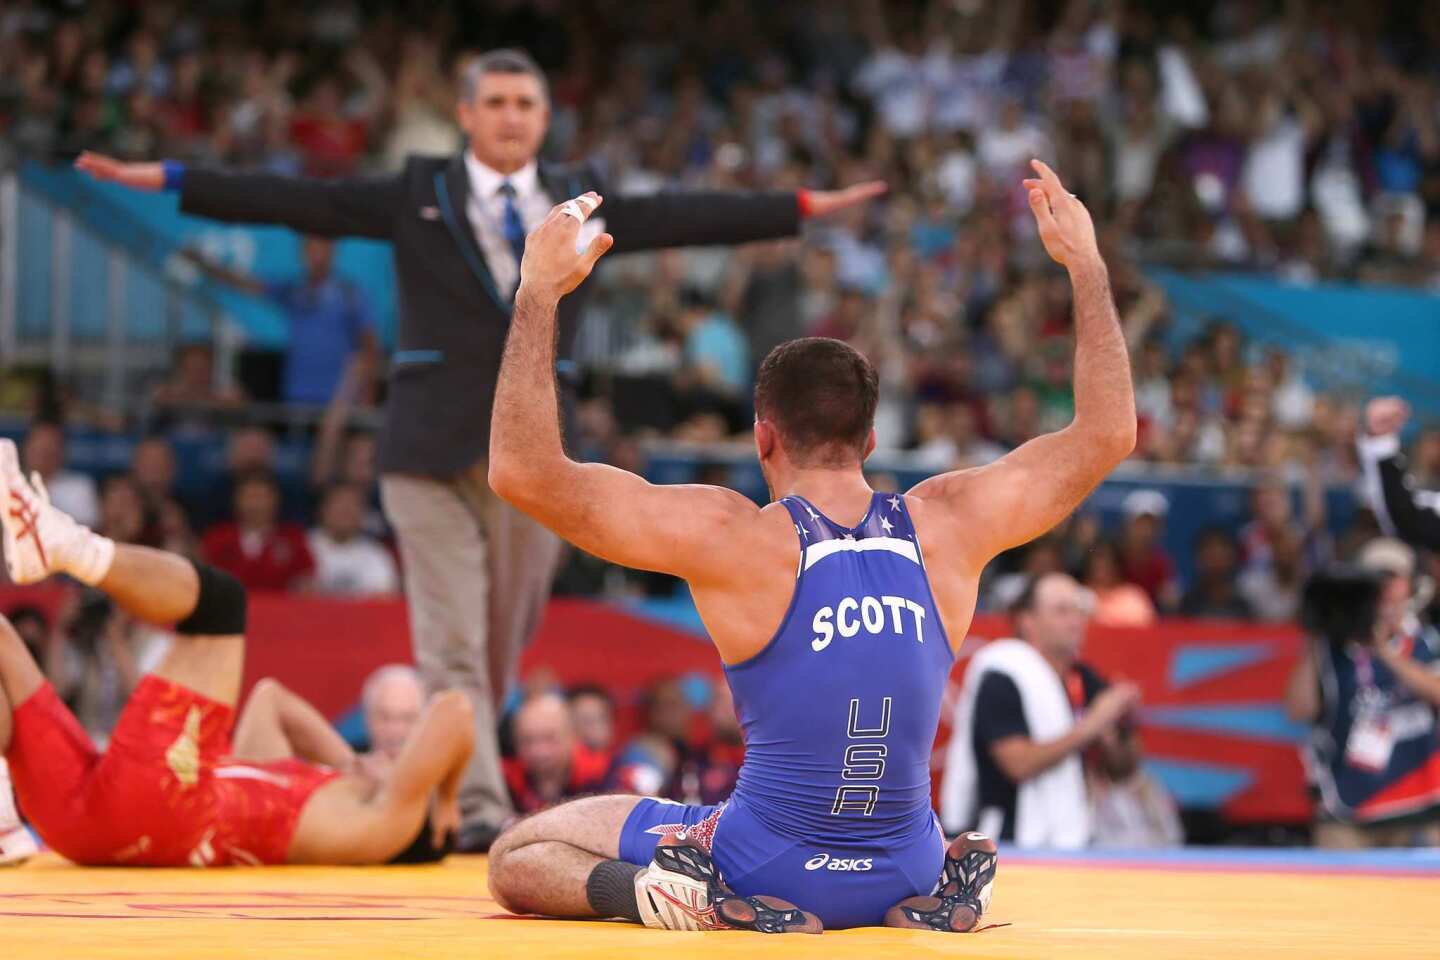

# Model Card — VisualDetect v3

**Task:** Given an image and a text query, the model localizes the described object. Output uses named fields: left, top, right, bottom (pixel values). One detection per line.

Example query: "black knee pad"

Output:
left=175, top=563, right=248, bottom=635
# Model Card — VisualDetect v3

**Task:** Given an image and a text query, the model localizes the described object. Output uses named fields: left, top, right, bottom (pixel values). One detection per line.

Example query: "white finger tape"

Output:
left=561, top=200, right=584, bottom=221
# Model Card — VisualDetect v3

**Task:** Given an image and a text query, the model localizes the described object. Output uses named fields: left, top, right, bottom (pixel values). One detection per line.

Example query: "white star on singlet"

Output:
left=887, top=495, right=902, bottom=512
left=879, top=515, right=894, bottom=534
left=842, top=532, right=856, bottom=541
left=795, top=522, right=809, bottom=540
left=805, top=505, right=820, bottom=522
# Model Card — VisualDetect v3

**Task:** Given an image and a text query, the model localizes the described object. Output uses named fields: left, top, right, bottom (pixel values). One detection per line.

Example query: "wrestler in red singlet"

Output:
left=8, top=677, right=339, bottom=866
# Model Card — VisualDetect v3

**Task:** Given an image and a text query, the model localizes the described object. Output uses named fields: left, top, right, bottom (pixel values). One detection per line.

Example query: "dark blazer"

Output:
left=180, top=153, right=801, bottom=476
left=1360, top=436, right=1440, bottom=550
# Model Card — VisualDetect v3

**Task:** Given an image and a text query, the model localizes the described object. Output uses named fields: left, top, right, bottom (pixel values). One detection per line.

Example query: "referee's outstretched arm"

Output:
left=1358, top=396, right=1440, bottom=549
left=75, top=151, right=402, bottom=240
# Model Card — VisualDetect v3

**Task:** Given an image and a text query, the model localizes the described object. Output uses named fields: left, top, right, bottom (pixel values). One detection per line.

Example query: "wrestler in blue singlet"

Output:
left=619, top=491, right=952, bottom=929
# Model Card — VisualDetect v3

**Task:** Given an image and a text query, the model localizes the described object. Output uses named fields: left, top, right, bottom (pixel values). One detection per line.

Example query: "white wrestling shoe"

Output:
left=634, top=840, right=718, bottom=931
left=0, top=827, right=38, bottom=866
left=0, top=760, right=38, bottom=866
left=0, top=439, right=112, bottom=586
left=635, top=834, right=821, bottom=933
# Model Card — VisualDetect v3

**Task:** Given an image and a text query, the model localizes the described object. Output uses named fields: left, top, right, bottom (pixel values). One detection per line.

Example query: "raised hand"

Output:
left=1365, top=396, right=1411, bottom=437
left=74, top=152, right=165, bottom=191
left=517, top=192, right=615, bottom=300
left=1022, top=159, right=1100, bottom=271
left=803, top=180, right=888, bottom=218
left=1085, top=682, right=1141, bottom=733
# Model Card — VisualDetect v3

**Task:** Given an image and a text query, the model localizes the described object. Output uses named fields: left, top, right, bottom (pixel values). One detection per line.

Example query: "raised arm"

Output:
left=1358, top=397, right=1440, bottom=550
left=907, top=160, right=1136, bottom=567
left=75, top=152, right=402, bottom=240
left=180, top=247, right=266, bottom=296
left=603, top=181, right=886, bottom=255
left=488, top=193, right=761, bottom=583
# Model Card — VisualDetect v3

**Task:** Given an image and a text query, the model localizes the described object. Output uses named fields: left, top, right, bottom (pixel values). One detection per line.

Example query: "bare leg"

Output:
left=0, top=616, right=46, bottom=744
left=97, top=544, right=200, bottom=626
left=92, top=544, right=242, bottom=706
left=232, top=678, right=357, bottom=769
left=287, top=690, right=475, bottom=864
left=487, top=795, right=644, bottom=916
left=0, top=664, right=12, bottom=755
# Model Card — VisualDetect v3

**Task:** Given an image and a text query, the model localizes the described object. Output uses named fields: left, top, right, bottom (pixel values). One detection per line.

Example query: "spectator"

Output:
left=361, top=664, right=424, bottom=774
left=20, top=421, right=99, bottom=528
left=1118, top=489, right=1179, bottom=610
left=1238, top=526, right=1306, bottom=622
left=308, top=484, right=398, bottom=596
left=96, top=475, right=148, bottom=546
left=610, top=677, right=695, bottom=799
left=1286, top=545, right=1440, bottom=847
left=566, top=685, right=617, bottom=760
left=148, top=343, right=245, bottom=418
left=201, top=472, right=314, bottom=591
left=940, top=573, right=1142, bottom=845
left=690, top=680, right=744, bottom=806
left=1180, top=528, right=1257, bottom=620
left=1082, top=540, right=1158, bottom=627
left=184, top=237, right=379, bottom=406
left=129, top=435, right=178, bottom=511
left=502, top=693, right=608, bottom=815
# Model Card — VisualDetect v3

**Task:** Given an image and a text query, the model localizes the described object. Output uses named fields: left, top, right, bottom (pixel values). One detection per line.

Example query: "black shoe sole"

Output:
left=652, top=841, right=822, bottom=934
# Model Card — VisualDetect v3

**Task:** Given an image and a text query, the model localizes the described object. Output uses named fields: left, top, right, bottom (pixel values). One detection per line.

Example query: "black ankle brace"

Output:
left=175, top=563, right=247, bottom=635
left=586, top=859, right=643, bottom=922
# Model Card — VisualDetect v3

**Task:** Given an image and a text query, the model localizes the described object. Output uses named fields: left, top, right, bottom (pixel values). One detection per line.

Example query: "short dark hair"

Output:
left=234, top=470, right=279, bottom=496
left=753, top=338, right=879, bottom=466
left=459, top=48, right=548, bottom=102
left=566, top=684, right=614, bottom=709
left=1193, top=526, right=1238, bottom=556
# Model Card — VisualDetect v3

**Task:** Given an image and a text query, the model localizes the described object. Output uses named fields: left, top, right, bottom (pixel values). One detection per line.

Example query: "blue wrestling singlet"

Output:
left=620, top=492, right=954, bottom=929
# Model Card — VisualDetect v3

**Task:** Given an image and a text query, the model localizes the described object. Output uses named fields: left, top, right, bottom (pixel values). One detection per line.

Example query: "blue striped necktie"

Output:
left=498, top=181, right=526, bottom=268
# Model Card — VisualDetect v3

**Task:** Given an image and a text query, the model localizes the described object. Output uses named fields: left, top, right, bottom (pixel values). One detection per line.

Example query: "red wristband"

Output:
left=796, top=189, right=813, bottom=218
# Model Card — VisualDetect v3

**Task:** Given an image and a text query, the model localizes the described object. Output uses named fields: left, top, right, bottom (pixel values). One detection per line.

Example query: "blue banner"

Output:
left=19, top=163, right=397, bottom=349
left=1149, top=268, right=1440, bottom=415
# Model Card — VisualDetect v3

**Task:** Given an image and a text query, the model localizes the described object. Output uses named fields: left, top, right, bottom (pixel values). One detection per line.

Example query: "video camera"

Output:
left=1300, top=566, right=1389, bottom=648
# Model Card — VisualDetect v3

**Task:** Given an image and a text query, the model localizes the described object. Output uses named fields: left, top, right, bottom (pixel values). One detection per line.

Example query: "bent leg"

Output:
left=488, top=795, right=646, bottom=916
left=0, top=616, right=46, bottom=750
left=232, top=678, right=356, bottom=768
left=95, top=546, right=245, bottom=706
left=97, top=544, right=200, bottom=626
left=0, top=614, right=101, bottom=858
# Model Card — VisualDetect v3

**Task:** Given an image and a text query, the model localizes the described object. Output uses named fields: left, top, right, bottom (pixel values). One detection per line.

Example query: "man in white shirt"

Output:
left=308, top=484, right=398, bottom=597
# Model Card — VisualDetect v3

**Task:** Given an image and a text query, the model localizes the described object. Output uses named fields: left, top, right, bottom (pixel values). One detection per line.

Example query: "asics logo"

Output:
left=803, top=853, right=873, bottom=872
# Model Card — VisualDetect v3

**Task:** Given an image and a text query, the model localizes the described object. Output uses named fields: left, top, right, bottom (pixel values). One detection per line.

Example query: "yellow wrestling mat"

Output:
left=4, top=850, right=1438, bottom=959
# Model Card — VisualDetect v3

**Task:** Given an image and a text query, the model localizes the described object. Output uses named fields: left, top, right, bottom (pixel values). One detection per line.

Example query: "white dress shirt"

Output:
left=463, top=152, right=552, bottom=300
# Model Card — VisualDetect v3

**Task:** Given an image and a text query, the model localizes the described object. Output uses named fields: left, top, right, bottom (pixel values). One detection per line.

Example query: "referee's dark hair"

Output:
left=460, top=48, right=549, bottom=103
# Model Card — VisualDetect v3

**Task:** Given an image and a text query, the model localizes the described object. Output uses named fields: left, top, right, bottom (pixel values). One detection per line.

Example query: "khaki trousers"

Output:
left=380, top=466, right=563, bottom=826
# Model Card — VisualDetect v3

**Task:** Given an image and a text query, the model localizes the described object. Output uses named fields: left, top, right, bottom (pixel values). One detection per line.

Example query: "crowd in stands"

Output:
left=2, top=0, right=1438, bottom=607
left=499, top=673, right=747, bottom=816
